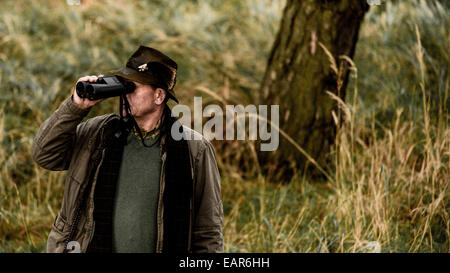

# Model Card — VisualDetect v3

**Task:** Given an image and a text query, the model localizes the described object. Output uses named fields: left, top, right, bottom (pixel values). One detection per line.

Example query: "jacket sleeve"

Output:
left=191, top=140, right=224, bottom=253
left=31, top=95, right=91, bottom=171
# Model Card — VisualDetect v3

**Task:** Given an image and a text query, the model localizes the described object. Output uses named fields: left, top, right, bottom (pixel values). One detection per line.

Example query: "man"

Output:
left=32, top=46, right=224, bottom=253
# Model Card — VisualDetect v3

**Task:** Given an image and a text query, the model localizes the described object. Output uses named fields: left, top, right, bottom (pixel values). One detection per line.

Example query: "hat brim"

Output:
left=110, top=67, right=179, bottom=103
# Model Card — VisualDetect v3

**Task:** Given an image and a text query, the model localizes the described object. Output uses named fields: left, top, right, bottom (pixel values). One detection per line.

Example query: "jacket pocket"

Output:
left=47, top=213, right=70, bottom=253
left=53, top=213, right=67, bottom=233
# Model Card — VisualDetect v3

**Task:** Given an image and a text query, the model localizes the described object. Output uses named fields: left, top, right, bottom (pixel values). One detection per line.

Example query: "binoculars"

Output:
left=75, top=76, right=136, bottom=100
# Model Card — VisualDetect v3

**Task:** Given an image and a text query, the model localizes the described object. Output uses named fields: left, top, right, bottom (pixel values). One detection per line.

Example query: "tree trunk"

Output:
left=259, top=0, right=369, bottom=180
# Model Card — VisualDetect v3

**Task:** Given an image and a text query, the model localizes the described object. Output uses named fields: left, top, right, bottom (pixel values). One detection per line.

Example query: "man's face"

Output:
left=123, top=81, right=164, bottom=118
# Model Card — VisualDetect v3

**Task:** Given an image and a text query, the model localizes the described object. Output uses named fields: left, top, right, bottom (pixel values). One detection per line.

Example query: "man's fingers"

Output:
left=77, top=74, right=104, bottom=84
left=88, top=75, right=98, bottom=82
left=77, top=76, right=90, bottom=83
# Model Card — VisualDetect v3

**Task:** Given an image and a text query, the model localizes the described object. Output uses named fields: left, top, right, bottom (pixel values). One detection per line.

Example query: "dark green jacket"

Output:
left=32, top=96, right=224, bottom=253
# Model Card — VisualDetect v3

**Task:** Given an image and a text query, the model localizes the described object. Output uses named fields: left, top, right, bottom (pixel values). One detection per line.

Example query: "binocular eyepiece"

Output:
left=76, top=76, right=136, bottom=101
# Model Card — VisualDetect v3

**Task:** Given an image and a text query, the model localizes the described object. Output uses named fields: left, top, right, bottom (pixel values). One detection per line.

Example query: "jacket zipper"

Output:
left=63, top=149, right=104, bottom=253
left=63, top=203, right=83, bottom=253
left=156, top=152, right=166, bottom=253
left=88, top=221, right=96, bottom=245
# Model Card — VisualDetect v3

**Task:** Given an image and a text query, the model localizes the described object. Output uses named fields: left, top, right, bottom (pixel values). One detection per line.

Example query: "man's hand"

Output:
left=72, top=75, right=105, bottom=110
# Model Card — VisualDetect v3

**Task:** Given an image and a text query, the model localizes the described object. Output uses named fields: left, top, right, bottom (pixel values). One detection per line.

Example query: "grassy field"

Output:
left=0, top=0, right=448, bottom=252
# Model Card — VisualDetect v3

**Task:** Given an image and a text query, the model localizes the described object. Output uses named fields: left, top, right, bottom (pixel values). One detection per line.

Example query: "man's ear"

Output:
left=154, top=87, right=167, bottom=105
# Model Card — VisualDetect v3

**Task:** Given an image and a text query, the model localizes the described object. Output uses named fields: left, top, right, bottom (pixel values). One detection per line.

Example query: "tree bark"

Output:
left=259, top=0, right=369, bottom=180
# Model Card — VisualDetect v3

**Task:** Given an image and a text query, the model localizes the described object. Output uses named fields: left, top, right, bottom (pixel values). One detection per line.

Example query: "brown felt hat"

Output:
left=110, top=45, right=179, bottom=103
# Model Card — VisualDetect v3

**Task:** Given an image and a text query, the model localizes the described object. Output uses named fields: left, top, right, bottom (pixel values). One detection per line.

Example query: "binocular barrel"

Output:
left=76, top=76, right=135, bottom=100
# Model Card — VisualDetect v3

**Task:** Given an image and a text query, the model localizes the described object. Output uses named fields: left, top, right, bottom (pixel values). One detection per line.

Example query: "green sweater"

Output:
left=112, top=133, right=161, bottom=253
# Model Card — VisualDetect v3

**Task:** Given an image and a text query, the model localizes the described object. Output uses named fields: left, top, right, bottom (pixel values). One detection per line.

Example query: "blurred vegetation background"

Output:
left=0, top=0, right=448, bottom=252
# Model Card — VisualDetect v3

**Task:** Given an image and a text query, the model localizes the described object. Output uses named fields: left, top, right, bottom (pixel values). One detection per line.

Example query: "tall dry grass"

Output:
left=220, top=22, right=448, bottom=252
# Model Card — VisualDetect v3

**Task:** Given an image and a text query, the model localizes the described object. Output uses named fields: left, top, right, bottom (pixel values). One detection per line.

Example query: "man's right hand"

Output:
left=72, top=75, right=105, bottom=110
